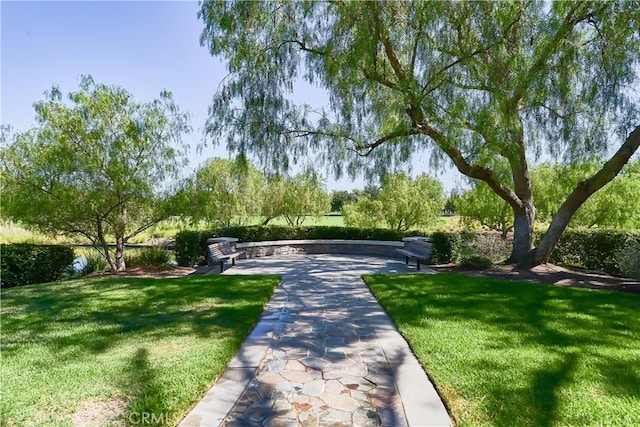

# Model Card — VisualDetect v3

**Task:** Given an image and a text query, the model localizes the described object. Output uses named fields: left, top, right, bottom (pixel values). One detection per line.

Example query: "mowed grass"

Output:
left=364, top=273, right=640, bottom=426
left=1, top=274, right=280, bottom=426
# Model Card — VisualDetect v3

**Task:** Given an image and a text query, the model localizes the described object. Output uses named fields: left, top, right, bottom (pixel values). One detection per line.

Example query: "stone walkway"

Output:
left=179, top=255, right=451, bottom=427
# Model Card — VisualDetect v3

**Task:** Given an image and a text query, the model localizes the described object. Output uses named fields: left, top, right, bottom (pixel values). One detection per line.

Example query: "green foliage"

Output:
left=175, top=230, right=209, bottom=267
left=457, top=182, right=513, bottom=237
left=80, top=251, right=108, bottom=276
left=542, top=230, right=640, bottom=276
left=330, top=190, right=357, bottom=213
left=125, top=247, right=173, bottom=268
left=429, top=232, right=462, bottom=265
left=533, top=160, right=640, bottom=229
left=377, top=173, right=445, bottom=230
left=0, top=76, right=190, bottom=272
left=343, top=173, right=444, bottom=230
left=617, top=242, right=640, bottom=280
left=0, top=244, right=75, bottom=287
left=342, top=195, right=385, bottom=228
left=216, top=225, right=417, bottom=242
left=459, top=254, right=494, bottom=270
left=187, top=157, right=265, bottom=228
left=279, top=172, right=332, bottom=226
left=174, top=225, right=427, bottom=266
left=199, top=1, right=640, bottom=264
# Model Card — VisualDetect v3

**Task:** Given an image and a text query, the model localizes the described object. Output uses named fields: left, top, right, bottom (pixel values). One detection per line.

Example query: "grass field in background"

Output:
left=1, top=274, right=280, bottom=426
left=365, top=273, right=640, bottom=426
left=1, top=215, right=461, bottom=245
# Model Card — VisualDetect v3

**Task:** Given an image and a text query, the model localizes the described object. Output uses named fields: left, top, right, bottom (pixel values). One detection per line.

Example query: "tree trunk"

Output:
left=529, top=125, right=640, bottom=266
left=114, top=237, right=126, bottom=272
left=96, top=216, right=116, bottom=271
left=508, top=203, right=535, bottom=264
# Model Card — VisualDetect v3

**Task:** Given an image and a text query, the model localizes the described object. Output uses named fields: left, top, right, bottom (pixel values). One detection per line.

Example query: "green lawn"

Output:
left=364, top=273, right=640, bottom=426
left=1, top=275, right=280, bottom=426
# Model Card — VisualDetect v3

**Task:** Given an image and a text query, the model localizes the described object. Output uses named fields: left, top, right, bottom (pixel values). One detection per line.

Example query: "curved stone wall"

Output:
left=234, top=239, right=404, bottom=259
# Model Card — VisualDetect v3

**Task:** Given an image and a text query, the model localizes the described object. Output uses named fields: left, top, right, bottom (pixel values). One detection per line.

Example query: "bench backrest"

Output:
left=206, top=241, right=233, bottom=260
left=404, top=240, right=433, bottom=257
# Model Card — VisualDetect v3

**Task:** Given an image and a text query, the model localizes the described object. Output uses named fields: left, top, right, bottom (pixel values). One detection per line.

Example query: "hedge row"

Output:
left=174, top=226, right=465, bottom=267
left=1, top=243, right=75, bottom=288
left=540, top=229, right=640, bottom=276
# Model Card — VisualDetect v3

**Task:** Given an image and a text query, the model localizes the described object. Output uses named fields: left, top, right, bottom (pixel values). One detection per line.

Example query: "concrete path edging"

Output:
left=180, top=255, right=451, bottom=427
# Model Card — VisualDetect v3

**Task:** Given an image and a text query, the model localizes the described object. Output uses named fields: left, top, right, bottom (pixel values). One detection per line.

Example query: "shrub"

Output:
left=80, top=251, right=108, bottom=276
left=460, top=254, right=494, bottom=270
left=175, top=230, right=209, bottom=267
left=216, top=225, right=418, bottom=242
left=542, top=230, right=640, bottom=276
left=617, top=242, right=640, bottom=279
left=430, top=232, right=462, bottom=264
left=126, top=247, right=173, bottom=268
left=1, top=243, right=75, bottom=287
left=464, top=233, right=511, bottom=263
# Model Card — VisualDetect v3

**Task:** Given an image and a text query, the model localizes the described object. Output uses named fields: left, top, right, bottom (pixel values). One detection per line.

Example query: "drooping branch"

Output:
left=276, top=39, right=326, bottom=56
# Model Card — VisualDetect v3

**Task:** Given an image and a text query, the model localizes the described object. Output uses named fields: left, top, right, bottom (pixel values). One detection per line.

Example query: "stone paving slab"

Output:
left=179, top=255, right=451, bottom=427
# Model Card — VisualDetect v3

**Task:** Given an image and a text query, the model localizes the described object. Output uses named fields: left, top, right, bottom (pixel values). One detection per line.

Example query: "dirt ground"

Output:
left=432, top=263, right=640, bottom=294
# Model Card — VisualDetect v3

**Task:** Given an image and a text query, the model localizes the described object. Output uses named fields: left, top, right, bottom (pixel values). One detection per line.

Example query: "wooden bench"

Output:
left=395, top=240, right=433, bottom=271
left=206, top=241, right=245, bottom=273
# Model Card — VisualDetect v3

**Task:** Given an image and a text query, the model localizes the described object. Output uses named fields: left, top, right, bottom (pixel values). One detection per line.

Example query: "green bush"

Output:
left=80, top=252, right=108, bottom=276
left=175, top=230, right=210, bottom=267
left=1, top=243, right=75, bottom=287
left=430, top=232, right=462, bottom=264
left=617, top=242, right=640, bottom=279
left=460, top=254, right=494, bottom=269
left=125, top=247, right=173, bottom=268
left=541, top=229, right=640, bottom=276
left=217, top=225, right=417, bottom=242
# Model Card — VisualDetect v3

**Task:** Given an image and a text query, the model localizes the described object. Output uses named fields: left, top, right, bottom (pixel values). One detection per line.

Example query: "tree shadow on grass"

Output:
left=1, top=275, right=279, bottom=361
left=365, top=273, right=640, bottom=426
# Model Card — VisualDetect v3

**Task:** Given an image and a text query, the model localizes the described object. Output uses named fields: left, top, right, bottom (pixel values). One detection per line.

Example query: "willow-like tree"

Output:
left=1, top=77, right=190, bottom=272
left=199, top=1, right=640, bottom=265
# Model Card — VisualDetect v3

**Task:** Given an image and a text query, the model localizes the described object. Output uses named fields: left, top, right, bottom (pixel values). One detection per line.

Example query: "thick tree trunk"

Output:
left=508, top=204, right=535, bottom=264
left=529, top=125, right=640, bottom=266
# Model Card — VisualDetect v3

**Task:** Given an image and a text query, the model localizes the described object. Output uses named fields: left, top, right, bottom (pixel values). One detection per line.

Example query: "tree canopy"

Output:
left=343, top=172, right=444, bottom=231
left=457, top=182, right=514, bottom=238
left=0, top=76, right=190, bottom=271
left=199, top=0, right=640, bottom=265
left=533, top=160, right=640, bottom=230
left=187, top=157, right=265, bottom=227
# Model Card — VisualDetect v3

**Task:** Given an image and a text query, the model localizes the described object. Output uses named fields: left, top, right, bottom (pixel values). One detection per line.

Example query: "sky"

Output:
left=1, top=0, right=461, bottom=193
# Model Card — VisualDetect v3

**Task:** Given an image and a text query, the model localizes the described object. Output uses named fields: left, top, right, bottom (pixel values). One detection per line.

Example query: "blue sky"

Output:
left=1, top=1, right=459, bottom=192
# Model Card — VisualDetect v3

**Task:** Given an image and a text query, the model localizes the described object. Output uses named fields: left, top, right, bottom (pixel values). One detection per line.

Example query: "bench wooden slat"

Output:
left=206, top=241, right=245, bottom=272
left=395, top=240, right=432, bottom=271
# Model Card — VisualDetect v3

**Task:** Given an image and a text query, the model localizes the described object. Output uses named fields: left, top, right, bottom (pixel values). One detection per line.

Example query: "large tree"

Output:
left=199, top=1, right=640, bottom=265
left=280, top=172, right=331, bottom=226
left=1, top=77, right=190, bottom=271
